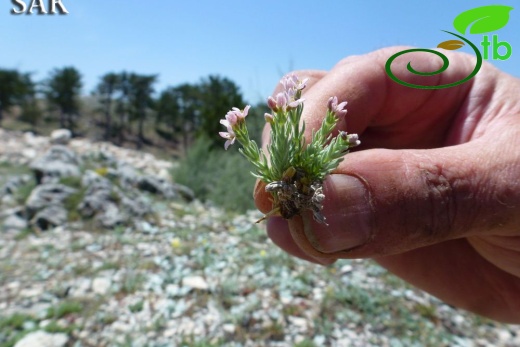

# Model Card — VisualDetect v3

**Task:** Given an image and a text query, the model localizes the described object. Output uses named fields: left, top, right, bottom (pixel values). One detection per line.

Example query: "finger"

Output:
left=376, top=239, right=520, bottom=323
left=266, top=217, right=335, bottom=266
left=280, top=127, right=520, bottom=259
left=296, top=46, right=479, bottom=149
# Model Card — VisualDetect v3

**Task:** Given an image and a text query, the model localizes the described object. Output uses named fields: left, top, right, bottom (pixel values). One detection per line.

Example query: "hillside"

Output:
left=1, top=128, right=519, bottom=347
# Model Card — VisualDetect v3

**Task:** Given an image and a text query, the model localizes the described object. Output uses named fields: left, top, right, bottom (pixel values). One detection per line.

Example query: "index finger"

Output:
left=287, top=46, right=477, bottom=150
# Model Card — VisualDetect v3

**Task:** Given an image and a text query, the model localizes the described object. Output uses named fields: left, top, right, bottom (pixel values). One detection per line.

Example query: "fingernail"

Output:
left=312, top=174, right=372, bottom=252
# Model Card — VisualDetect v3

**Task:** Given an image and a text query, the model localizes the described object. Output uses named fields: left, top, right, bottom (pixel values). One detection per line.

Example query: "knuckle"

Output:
left=419, top=161, right=475, bottom=239
left=422, top=164, right=457, bottom=236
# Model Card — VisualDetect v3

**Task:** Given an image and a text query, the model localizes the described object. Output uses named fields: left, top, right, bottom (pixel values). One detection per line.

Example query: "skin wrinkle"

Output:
left=363, top=148, right=485, bottom=254
left=422, top=164, right=456, bottom=241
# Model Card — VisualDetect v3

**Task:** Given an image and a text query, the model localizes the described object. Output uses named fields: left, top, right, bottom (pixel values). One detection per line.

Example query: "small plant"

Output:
left=43, top=320, right=76, bottom=334
left=46, top=300, right=83, bottom=319
left=63, top=187, right=87, bottom=221
left=0, top=313, right=35, bottom=330
left=219, top=75, right=359, bottom=255
left=119, top=271, right=146, bottom=294
left=14, top=180, right=36, bottom=205
left=128, top=300, right=144, bottom=313
left=58, top=175, right=82, bottom=189
left=95, top=167, right=109, bottom=176
left=220, top=75, right=359, bottom=224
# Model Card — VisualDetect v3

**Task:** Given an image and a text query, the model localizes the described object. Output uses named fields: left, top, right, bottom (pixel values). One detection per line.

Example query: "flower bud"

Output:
left=327, top=96, right=337, bottom=113
left=328, top=96, right=348, bottom=117
left=267, top=96, right=278, bottom=112
left=347, top=133, right=360, bottom=147
left=276, top=92, right=288, bottom=110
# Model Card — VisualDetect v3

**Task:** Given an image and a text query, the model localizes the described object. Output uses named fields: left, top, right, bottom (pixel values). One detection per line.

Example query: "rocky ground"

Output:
left=1, top=128, right=520, bottom=347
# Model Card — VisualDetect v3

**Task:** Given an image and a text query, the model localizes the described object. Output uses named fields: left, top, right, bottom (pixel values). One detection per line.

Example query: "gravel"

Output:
left=1, top=128, right=520, bottom=347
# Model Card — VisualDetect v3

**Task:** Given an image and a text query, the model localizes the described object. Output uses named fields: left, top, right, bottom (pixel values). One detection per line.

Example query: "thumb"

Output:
left=285, top=137, right=520, bottom=258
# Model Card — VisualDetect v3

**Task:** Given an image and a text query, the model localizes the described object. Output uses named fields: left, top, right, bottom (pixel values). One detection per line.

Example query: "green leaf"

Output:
left=437, top=40, right=465, bottom=50
left=453, top=5, right=513, bottom=34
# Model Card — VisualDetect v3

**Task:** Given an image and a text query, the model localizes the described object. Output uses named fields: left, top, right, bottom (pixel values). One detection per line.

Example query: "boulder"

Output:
left=81, top=169, right=110, bottom=187
left=78, top=172, right=125, bottom=228
left=2, top=208, right=28, bottom=232
left=137, top=176, right=176, bottom=198
left=172, top=182, right=195, bottom=202
left=120, top=193, right=151, bottom=217
left=138, top=175, right=194, bottom=201
left=115, top=163, right=140, bottom=189
left=50, top=129, right=72, bottom=145
left=97, top=202, right=124, bottom=228
left=25, top=183, right=77, bottom=218
left=30, top=204, right=68, bottom=231
left=30, top=145, right=81, bottom=184
left=0, top=174, right=32, bottom=196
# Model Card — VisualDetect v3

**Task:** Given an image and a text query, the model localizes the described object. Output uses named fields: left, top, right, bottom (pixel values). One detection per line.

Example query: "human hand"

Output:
left=254, top=47, right=520, bottom=322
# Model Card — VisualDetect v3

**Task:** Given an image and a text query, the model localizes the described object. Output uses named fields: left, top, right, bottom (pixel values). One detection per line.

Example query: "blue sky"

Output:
left=1, top=0, right=518, bottom=103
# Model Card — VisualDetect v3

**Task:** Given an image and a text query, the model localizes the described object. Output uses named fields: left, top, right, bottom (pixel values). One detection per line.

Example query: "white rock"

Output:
left=24, top=132, right=49, bottom=147
left=182, top=276, right=209, bottom=290
left=92, top=277, right=112, bottom=295
left=496, top=329, right=512, bottom=342
left=20, top=286, right=43, bottom=298
left=163, top=328, right=176, bottom=338
left=50, top=129, right=72, bottom=145
left=452, top=314, right=465, bottom=325
left=111, top=321, right=132, bottom=333
left=39, top=319, right=52, bottom=328
left=222, top=323, right=236, bottom=334
left=22, top=148, right=37, bottom=159
left=288, top=316, right=308, bottom=330
left=14, top=331, right=68, bottom=347
left=69, top=278, right=91, bottom=297
left=340, top=264, right=353, bottom=274
left=3, top=213, right=28, bottom=231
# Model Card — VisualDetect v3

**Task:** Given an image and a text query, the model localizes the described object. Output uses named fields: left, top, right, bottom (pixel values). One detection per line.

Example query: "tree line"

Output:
left=0, top=67, right=266, bottom=150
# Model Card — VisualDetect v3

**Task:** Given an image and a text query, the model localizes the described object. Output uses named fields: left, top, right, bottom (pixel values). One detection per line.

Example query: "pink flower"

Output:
left=266, top=75, right=308, bottom=113
left=225, top=105, right=250, bottom=126
left=327, top=96, right=348, bottom=117
left=281, top=74, right=308, bottom=92
left=267, top=92, right=303, bottom=112
left=219, top=127, right=236, bottom=150
left=288, top=97, right=305, bottom=109
left=218, top=105, right=250, bottom=150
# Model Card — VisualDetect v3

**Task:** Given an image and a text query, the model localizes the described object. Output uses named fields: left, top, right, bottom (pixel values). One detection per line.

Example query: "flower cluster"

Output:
left=219, top=75, right=360, bottom=224
left=219, top=105, right=250, bottom=150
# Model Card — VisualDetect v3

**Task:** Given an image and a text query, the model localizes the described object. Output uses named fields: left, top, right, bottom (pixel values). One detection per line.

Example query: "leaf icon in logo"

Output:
left=453, top=5, right=513, bottom=35
left=437, top=40, right=465, bottom=50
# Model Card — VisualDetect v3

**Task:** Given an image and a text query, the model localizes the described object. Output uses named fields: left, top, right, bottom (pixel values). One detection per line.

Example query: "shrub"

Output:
left=173, top=136, right=256, bottom=213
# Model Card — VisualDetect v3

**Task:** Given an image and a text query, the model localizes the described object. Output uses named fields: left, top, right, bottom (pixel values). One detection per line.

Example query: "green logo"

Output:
left=385, top=5, right=513, bottom=89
